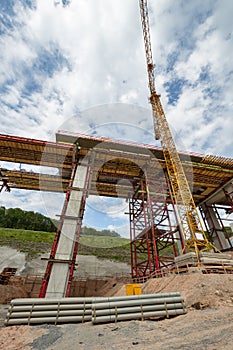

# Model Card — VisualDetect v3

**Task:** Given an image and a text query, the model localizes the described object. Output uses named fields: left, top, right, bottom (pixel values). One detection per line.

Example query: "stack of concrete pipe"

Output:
left=92, top=292, right=186, bottom=324
left=4, top=297, right=93, bottom=325
left=5, top=292, right=186, bottom=326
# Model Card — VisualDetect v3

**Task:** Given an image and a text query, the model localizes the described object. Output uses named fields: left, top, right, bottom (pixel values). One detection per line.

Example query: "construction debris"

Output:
left=0, top=268, right=17, bottom=285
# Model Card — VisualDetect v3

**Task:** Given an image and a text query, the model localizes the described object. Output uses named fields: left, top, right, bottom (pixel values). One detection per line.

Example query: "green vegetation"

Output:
left=81, top=226, right=120, bottom=238
left=0, top=207, right=121, bottom=238
left=0, top=207, right=129, bottom=261
left=0, top=227, right=175, bottom=264
left=0, top=207, right=57, bottom=232
left=79, top=235, right=128, bottom=248
left=0, top=227, right=131, bottom=263
left=0, top=227, right=56, bottom=257
left=78, top=242, right=132, bottom=263
left=0, top=227, right=55, bottom=243
left=225, top=226, right=233, bottom=238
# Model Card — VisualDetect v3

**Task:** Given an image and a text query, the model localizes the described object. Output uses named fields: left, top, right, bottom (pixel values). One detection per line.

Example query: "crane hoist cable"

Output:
left=139, top=0, right=218, bottom=262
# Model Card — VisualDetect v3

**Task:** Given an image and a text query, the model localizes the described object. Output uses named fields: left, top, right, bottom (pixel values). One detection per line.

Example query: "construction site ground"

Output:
left=0, top=272, right=233, bottom=349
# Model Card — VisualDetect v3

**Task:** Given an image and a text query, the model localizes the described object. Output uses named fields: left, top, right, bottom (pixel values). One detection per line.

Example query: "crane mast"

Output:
left=139, top=0, right=215, bottom=258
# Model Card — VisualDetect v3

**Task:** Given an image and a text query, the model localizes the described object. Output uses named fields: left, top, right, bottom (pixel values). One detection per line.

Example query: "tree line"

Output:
left=0, top=207, right=121, bottom=237
left=0, top=207, right=57, bottom=232
left=81, top=226, right=120, bottom=238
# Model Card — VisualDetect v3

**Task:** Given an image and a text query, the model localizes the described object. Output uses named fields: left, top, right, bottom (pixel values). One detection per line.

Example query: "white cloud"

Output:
left=107, top=224, right=130, bottom=239
left=159, top=0, right=233, bottom=156
left=87, top=196, right=128, bottom=221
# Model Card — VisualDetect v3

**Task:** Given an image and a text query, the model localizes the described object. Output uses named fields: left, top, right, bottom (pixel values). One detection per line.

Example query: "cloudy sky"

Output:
left=0, top=0, right=232, bottom=237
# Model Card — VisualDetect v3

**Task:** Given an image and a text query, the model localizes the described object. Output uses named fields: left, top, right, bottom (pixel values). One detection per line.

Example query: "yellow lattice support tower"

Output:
left=139, top=0, right=217, bottom=260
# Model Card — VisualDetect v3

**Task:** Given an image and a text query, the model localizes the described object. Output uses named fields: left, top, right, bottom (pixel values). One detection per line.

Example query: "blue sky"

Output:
left=0, top=0, right=232, bottom=237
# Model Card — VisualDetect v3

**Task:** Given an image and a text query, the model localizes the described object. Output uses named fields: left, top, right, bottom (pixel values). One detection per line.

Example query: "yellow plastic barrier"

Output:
left=126, top=284, right=142, bottom=296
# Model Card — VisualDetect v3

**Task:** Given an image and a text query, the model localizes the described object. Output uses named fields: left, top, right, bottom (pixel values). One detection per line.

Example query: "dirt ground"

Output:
left=0, top=306, right=232, bottom=350
left=0, top=273, right=233, bottom=350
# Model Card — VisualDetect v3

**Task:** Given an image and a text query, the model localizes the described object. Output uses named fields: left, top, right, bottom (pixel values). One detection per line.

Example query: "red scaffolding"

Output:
left=129, top=169, right=184, bottom=281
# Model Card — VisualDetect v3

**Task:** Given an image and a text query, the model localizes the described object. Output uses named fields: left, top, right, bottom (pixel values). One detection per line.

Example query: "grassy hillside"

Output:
left=0, top=227, right=132, bottom=263
left=0, top=227, right=173, bottom=264
left=0, top=228, right=55, bottom=244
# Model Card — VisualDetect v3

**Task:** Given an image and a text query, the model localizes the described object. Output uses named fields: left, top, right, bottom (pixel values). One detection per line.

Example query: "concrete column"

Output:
left=201, top=203, right=231, bottom=250
left=46, top=163, right=88, bottom=298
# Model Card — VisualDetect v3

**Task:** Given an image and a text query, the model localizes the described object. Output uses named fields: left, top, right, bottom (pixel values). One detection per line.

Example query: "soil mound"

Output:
left=110, top=273, right=233, bottom=309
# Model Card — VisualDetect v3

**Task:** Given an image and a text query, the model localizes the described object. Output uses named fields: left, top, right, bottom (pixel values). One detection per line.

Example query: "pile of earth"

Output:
left=113, top=273, right=233, bottom=309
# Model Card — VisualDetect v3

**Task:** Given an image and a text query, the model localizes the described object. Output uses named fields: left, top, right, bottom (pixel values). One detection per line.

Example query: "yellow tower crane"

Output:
left=139, top=0, right=217, bottom=261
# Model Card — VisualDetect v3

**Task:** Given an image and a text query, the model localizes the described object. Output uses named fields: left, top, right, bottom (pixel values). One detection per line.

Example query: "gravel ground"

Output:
left=0, top=306, right=233, bottom=350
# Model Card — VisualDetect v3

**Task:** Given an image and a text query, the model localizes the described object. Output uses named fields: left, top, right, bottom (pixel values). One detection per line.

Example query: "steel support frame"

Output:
left=129, top=170, right=183, bottom=281
left=129, top=179, right=158, bottom=280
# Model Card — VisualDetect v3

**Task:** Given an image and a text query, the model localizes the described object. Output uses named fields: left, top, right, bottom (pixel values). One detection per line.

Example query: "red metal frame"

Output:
left=129, top=169, right=183, bottom=282
left=129, top=179, right=156, bottom=280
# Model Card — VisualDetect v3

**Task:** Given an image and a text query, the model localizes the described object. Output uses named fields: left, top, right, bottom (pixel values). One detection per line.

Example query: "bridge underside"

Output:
left=0, top=131, right=232, bottom=205
left=0, top=131, right=233, bottom=291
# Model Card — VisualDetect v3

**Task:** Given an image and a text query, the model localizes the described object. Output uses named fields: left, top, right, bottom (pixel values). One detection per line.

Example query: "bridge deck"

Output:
left=0, top=132, right=232, bottom=205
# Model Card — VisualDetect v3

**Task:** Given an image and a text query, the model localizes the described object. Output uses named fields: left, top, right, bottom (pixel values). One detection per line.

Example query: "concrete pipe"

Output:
left=92, top=308, right=186, bottom=324
left=92, top=302, right=184, bottom=317
left=7, top=308, right=92, bottom=319
left=10, top=303, right=92, bottom=312
left=92, top=292, right=181, bottom=304
left=92, top=296, right=183, bottom=310
left=10, top=297, right=94, bottom=305
left=5, top=314, right=92, bottom=326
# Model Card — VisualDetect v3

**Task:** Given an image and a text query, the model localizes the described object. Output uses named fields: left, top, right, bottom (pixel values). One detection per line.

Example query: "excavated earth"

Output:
left=0, top=273, right=233, bottom=349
